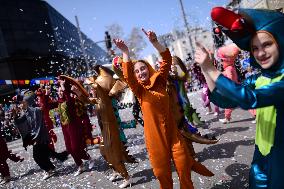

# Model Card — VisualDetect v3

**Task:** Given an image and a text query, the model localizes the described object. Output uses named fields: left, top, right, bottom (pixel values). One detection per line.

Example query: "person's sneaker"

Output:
left=42, top=170, right=55, bottom=180
left=251, top=119, right=256, bottom=124
left=88, top=159, right=95, bottom=170
left=214, top=112, right=219, bottom=117
left=219, top=118, right=230, bottom=124
left=0, top=176, right=11, bottom=184
left=74, top=165, right=85, bottom=177
left=205, top=111, right=213, bottom=115
left=109, top=172, right=120, bottom=181
left=119, top=178, right=132, bottom=188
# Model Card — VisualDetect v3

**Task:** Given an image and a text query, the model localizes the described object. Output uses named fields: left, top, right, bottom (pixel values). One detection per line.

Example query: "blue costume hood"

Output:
left=211, top=7, right=284, bottom=77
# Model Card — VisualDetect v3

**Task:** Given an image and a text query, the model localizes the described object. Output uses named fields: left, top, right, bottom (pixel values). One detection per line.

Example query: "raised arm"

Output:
left=113, top=39, right=142, bottom=96
left=210, top=74, right=284, bottom=109
left=194, top=42, right=221, bottom=92
left=141, top=28, right=167, bottom=53
left=141, top=28, right=171, bottom=81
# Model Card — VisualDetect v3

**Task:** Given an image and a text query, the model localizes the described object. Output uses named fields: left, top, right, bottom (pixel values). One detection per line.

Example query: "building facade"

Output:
left=153, top=28, right=213, bottom=64
left=227, top=0, right=284, bottom=11
left=241, top=0, right=284, bottom=10
left=0, top=0, right=107, bottom=80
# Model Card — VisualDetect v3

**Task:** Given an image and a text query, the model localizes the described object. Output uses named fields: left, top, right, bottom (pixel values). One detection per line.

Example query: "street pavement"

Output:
left=2, top=90, right=256, bottom=189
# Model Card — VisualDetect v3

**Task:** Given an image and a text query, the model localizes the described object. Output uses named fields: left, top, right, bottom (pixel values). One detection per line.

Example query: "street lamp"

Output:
left=178, top=0, right=194, bottom=57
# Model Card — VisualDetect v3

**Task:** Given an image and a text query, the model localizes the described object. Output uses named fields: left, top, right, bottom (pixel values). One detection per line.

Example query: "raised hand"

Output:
left=71, top=85, right=78, bottom=93
left=141, top=28, right=166, bottom=53
left=11, top=106, right=19, bottom=117
left=45, top=85, right=51, bottom=95
left=113, top=39, right=130, bottom=62
left=141, top=28, right=158, bottom=43
left=195, top=42, right=221, bottom=90
left=57, top=78, right=65, bottom=86
left=113, top=39, right=129, bottom=53
left=194, top=42, right=214, bottom=71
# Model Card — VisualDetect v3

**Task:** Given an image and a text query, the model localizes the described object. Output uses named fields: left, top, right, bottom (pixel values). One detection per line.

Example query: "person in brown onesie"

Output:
left=113, top=28, right=213, bottom=189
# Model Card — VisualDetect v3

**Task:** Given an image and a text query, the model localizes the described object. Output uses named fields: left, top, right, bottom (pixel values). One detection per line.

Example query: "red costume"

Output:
left=74, top=99, right=99, bottom=145
left=48, top=81, right=90, bottom=166
left=36, top=89, right=57, bottom=150
left=0, top=135, right=23, bottom=178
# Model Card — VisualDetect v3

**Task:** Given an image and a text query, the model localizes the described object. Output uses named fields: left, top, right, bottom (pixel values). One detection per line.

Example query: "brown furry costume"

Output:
left=86, top=66, right=135, bottom=180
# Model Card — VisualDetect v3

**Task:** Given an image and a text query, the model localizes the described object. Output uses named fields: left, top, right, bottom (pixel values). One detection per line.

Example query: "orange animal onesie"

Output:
left=122, top=49, right=213, bottom=189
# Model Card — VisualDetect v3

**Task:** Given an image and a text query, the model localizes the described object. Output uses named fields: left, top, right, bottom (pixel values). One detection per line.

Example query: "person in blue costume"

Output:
left=195, top=7, right=284, bottom=189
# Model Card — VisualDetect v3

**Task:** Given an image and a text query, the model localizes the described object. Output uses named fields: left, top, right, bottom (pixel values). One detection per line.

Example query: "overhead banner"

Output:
left=0, top=77, right=56, bottom=86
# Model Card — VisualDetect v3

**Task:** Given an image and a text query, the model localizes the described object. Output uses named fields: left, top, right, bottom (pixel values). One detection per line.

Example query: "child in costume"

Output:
left=195, top=7, right=284, bottom=189
left=48, top=79, right=93, bottom=176
left=170, top=56, right=204, bottom=125
left=0, top=135, right=23, bottom=184
left=36, top=86, right=69, bottom=163
left=201, top=83, right=220, bottom=116
left=167, top=56, right=218, bottom=157
left=36, top=86, right=58, bottom=150
left=217, top=43, right=240, bottom=123
left=114, top=29, right=213, bottom=189
left=196, top=60, right=220, bottom=117
left=112, top=56, right=144, bottom=127
left=13, top=90, right=60, bottom=180
left=83, top=66, right=136, bottom=188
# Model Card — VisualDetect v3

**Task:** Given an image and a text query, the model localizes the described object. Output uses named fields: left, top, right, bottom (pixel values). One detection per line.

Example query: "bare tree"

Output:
left=105, top=23, right=124, bottom=39
left=126, top=27, right=146, bottom=59
left=105, top=23, right=125, bottom=55
left=105, top=24, right=146, bottom=58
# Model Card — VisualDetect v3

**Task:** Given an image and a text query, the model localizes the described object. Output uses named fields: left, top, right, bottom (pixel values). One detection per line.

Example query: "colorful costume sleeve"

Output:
left=210, top=74, right=284, bottom=109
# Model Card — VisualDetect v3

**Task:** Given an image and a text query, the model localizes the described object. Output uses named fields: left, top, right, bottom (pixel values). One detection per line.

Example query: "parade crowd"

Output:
left=1, top=6, right=284, bottom=189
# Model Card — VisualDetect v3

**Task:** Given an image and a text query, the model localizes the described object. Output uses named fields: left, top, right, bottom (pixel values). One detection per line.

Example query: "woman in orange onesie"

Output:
left=113, top=29, right=213, bottom=189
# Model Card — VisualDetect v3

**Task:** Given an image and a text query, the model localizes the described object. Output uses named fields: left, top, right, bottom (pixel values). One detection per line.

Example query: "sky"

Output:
left=46, top=0, right=231, bottom=56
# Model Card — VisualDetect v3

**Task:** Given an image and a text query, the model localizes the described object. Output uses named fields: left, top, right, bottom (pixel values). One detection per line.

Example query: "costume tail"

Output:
left=192, top=160, right=214, bottom=177
left=185, top=105, right=204, bottom=125
left=123, top=144, right=137, bottom=163
left=180, top=129, right=219, bottom=144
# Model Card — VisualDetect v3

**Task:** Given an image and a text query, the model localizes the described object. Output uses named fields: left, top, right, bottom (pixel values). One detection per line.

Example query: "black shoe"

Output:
left=57, top=151, right=69, bottom=162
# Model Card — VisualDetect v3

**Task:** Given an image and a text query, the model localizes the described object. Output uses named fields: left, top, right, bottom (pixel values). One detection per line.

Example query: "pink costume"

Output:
left=201, top=83, right=220, bottom=114
left=217, top=43, right=240, bottom=121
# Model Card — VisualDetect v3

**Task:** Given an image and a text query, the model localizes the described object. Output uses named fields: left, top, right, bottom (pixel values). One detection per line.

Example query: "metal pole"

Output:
left=75, top=15, right=91, bottom=75
left=178, top=0, right=194, bottom=56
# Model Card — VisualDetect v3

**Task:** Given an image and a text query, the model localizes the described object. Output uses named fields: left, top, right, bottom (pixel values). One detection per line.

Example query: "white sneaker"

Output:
left=251, top=119, right=256, bottom=124
left=214, top=112, right=219, bottom=116
left=219, top=118, right=230, bottom=124
left=205, top=111, right=213, bottom=115
left=109, top=172, right=120, bottom=181
left=74, top=165, right=85, bottom=176
left=119, top=178, right=132, bottom=188
left=42, top=170, right=55, bottom=180
left=88, top=159, right=95, bottom=170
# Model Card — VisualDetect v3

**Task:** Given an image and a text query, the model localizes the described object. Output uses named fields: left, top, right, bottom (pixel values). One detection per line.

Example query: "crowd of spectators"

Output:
left=0, top=103, right=21, bottom=142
